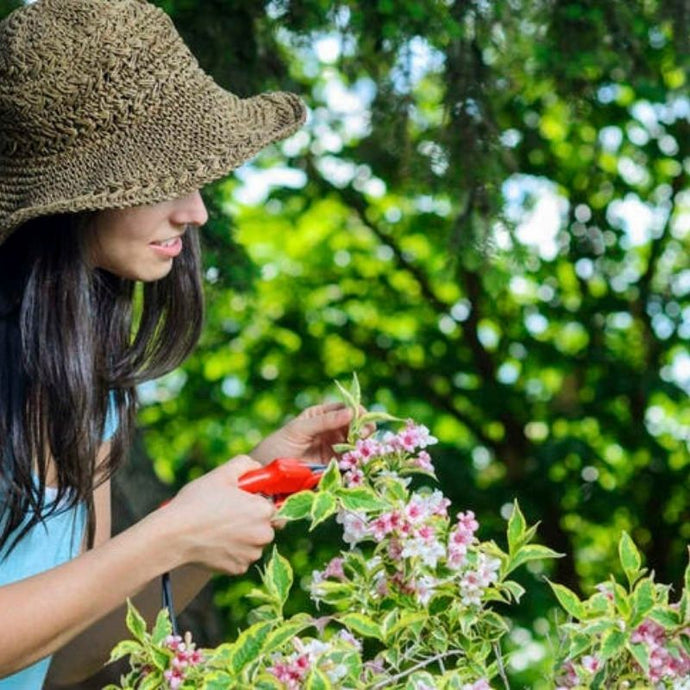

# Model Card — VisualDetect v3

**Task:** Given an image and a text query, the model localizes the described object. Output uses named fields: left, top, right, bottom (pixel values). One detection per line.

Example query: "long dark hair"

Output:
left=0, top=212, right=204, bottom=556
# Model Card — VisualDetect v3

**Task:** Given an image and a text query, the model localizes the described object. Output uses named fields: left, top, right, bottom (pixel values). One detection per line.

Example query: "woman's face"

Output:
left=87, top=190, right=209, bottom=281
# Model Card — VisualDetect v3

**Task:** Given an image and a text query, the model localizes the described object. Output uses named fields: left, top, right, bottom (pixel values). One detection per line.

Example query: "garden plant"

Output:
left=106, top=378, right=690, bottom=689
left=105, top=377, right=561, bottom=689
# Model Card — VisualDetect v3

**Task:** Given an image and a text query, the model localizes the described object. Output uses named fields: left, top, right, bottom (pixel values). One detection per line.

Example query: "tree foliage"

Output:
left=142, top=0, right=690, bottom=677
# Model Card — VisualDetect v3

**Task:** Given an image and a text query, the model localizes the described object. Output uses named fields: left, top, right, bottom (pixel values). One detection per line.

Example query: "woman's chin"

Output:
left=100, top=260, right=175, bottom=282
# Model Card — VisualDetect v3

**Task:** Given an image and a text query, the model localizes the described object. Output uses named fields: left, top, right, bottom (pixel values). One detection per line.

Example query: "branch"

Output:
left=493, top=641, right=511, bottom=690
left=371, top=650, right=465, bottom=689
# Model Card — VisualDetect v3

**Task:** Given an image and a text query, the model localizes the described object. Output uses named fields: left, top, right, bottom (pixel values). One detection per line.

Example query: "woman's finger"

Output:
left=361, top=422, right=376, bottom=439
left=300, top=401, right=347, bottom=417
left=295, top=407, right=353, bottom=437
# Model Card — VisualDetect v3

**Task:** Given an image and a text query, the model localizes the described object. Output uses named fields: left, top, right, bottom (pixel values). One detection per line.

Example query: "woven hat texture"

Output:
left=0, top=0, right=307, bottom=243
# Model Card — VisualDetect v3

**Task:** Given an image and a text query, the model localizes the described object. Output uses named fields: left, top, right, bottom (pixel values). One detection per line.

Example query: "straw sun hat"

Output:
left=0, top=0, right=307, bottom=244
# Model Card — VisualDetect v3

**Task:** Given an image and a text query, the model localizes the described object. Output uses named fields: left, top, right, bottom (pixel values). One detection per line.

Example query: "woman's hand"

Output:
left=163, top=455, right=276, bottom=576
left=250, top=402, right=354, bottom=466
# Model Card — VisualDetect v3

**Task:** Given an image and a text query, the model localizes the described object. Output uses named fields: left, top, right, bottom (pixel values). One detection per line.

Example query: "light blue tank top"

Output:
left=0, top=397, right=119, bottom=689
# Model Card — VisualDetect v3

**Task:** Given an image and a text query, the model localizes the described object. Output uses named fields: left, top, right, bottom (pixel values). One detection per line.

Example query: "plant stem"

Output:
left=371, top=650, right=464, bottom=689
left=493, top=642, right=511, bottom=689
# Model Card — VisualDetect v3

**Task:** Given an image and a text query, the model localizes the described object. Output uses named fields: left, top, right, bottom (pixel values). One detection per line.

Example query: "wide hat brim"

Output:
left=0, top=69, right=307, bottom=243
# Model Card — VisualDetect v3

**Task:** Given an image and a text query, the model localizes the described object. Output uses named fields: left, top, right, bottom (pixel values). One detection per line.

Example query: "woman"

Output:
left=0, top=0, right=351, bottom=686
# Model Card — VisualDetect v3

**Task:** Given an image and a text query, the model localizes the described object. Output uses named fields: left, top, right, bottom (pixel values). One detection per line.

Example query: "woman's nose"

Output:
left=172, top=190, right=209, bottom=228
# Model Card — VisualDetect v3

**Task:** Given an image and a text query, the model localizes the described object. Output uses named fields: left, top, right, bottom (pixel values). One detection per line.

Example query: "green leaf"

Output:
left=630, top=578, right=655, bottom=625
left=305, top=667, right=333, bottom=690
left=612, top=579, right=631, bottom=618
left=507, top=500, right=527, bottom=555
left=505, top=544, right=563, bottom=575
left=253, top=674, right=285, bottom=690
left=309, top=581, right=353, bottom=606
left=108, top=640, right=143, bottom=663
left=480, top=610, right=510, bottom=637
left=648, top=606, right=680, bottom=628
left=501, top=580, right=526, bottom=602
left=336, top=487, right=381, bottom=512
left=277, top=491, right=316, bottom=521
left=125, top=599, right=147, bottom=643
left=382, top=611, right=428, bottom=642
left=356, top=411, right=400, bottom=426
left=682, top=546, right=690, bottom=622
left=149, top=645, right=173, bottom=671
left=334, top=379, right=358, bottom=411
left=350, top=372, right=361, bottom=408
left=548, top=581, right=585, bottom=619
left=151, top=608, right=172, bottom=646
left=381, top=610, right=399, bottom=640
left=628, top=642, right=649, bottom=674
left=619, top=531, right=642, bottom=587
left=569, top=632, right=594, bottom=658
left=246, top=587, right=279, bottom=607
left=204, top=642, right=234, bottom=667
left=261, top=619, right=313, bottom=655
left=310, top=491, right=338, bottom=529
left=263, top=547, right=293, bottom=610
left=375, top=475, right=408, bottom=502
left=343, top=551, right=368, bottom=579
left=600, top=628, right=627, bottom=661
left=228, top=621, right=273, bottom=675
left=318, top=459, right=342, bottom=493
left=339, top=613, right=382, bottom=640
left=139, top=673, right=164, bottom=690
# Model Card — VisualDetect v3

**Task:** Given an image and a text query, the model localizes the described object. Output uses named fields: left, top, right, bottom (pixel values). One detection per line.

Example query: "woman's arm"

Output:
left=0, top=455, right=275, bottom=679
left=46, top=479, right=214, bottom=685
left=41, top=403, right=354, bottom=684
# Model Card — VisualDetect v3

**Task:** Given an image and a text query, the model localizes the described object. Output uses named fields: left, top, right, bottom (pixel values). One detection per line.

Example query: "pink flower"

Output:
left=581, top=655, right=600, bottom=673
left=337, top=629, right=362, bottom=650
left=462, top=680, right=491, bottom=690
left=338, top=452, right=359, bottom=471
left=404, top=496, right=427, bottom=524
left=354, top=437, right=382, bottom=462
left=387, top=421, right=438, bottom=453
left=413, top=575, right=438, bottom=605
left=343, top=467, right=365, bottom=487
left=413, top=450, right=435, bottom=472
left=335, top=510, right=369, bottom=545
left=370, top=513, right=396, bottom=541
left=388, top=538, right=404, bottom=561
left=324, top=556, right=345, bottom=579
left=457, top=510, right=479, bottom=534
left=594, top=583, right=614, bottom=602
left=447, top=542, right=468, bottom=569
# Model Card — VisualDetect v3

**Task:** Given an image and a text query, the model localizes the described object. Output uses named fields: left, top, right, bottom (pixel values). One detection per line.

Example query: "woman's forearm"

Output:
left=0, top=509, right=181, bottom=678
left=46, top=564, right=212, bottom=685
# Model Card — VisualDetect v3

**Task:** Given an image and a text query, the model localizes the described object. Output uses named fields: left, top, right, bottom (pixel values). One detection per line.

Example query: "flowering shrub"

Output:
left=549, top=532, right=690, bottom=689
left=106, top=376, right=560, bottom=689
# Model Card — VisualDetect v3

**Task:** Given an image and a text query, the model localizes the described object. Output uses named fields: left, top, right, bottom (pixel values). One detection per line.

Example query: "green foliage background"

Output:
left=6, top=0, right=690, bottom=685
left=142, top=0, right=690, bottom=684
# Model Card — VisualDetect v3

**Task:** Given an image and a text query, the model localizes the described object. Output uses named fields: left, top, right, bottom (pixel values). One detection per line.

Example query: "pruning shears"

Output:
left=161, top=457, right=326, bottom=634
left=237, top=456, right=326, bottom=503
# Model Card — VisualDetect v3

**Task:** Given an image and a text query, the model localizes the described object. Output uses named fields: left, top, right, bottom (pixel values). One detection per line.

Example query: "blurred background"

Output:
left=4, top=0, right=690, bottom=686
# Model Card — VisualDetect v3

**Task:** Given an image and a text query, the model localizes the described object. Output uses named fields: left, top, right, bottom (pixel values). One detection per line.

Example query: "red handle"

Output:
left=159, top=458, right=324, bottom=511
left=238, top=457, right=323, bottom=496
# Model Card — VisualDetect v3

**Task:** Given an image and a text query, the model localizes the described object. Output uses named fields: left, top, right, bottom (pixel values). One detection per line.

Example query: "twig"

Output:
left=371, top=650, right=464, bottom=689
left=493, top=642, right=511, bottom=689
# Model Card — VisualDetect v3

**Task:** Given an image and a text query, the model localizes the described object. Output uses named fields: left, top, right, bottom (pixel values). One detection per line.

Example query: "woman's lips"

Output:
left=149, top=236, right=183, bottom=258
